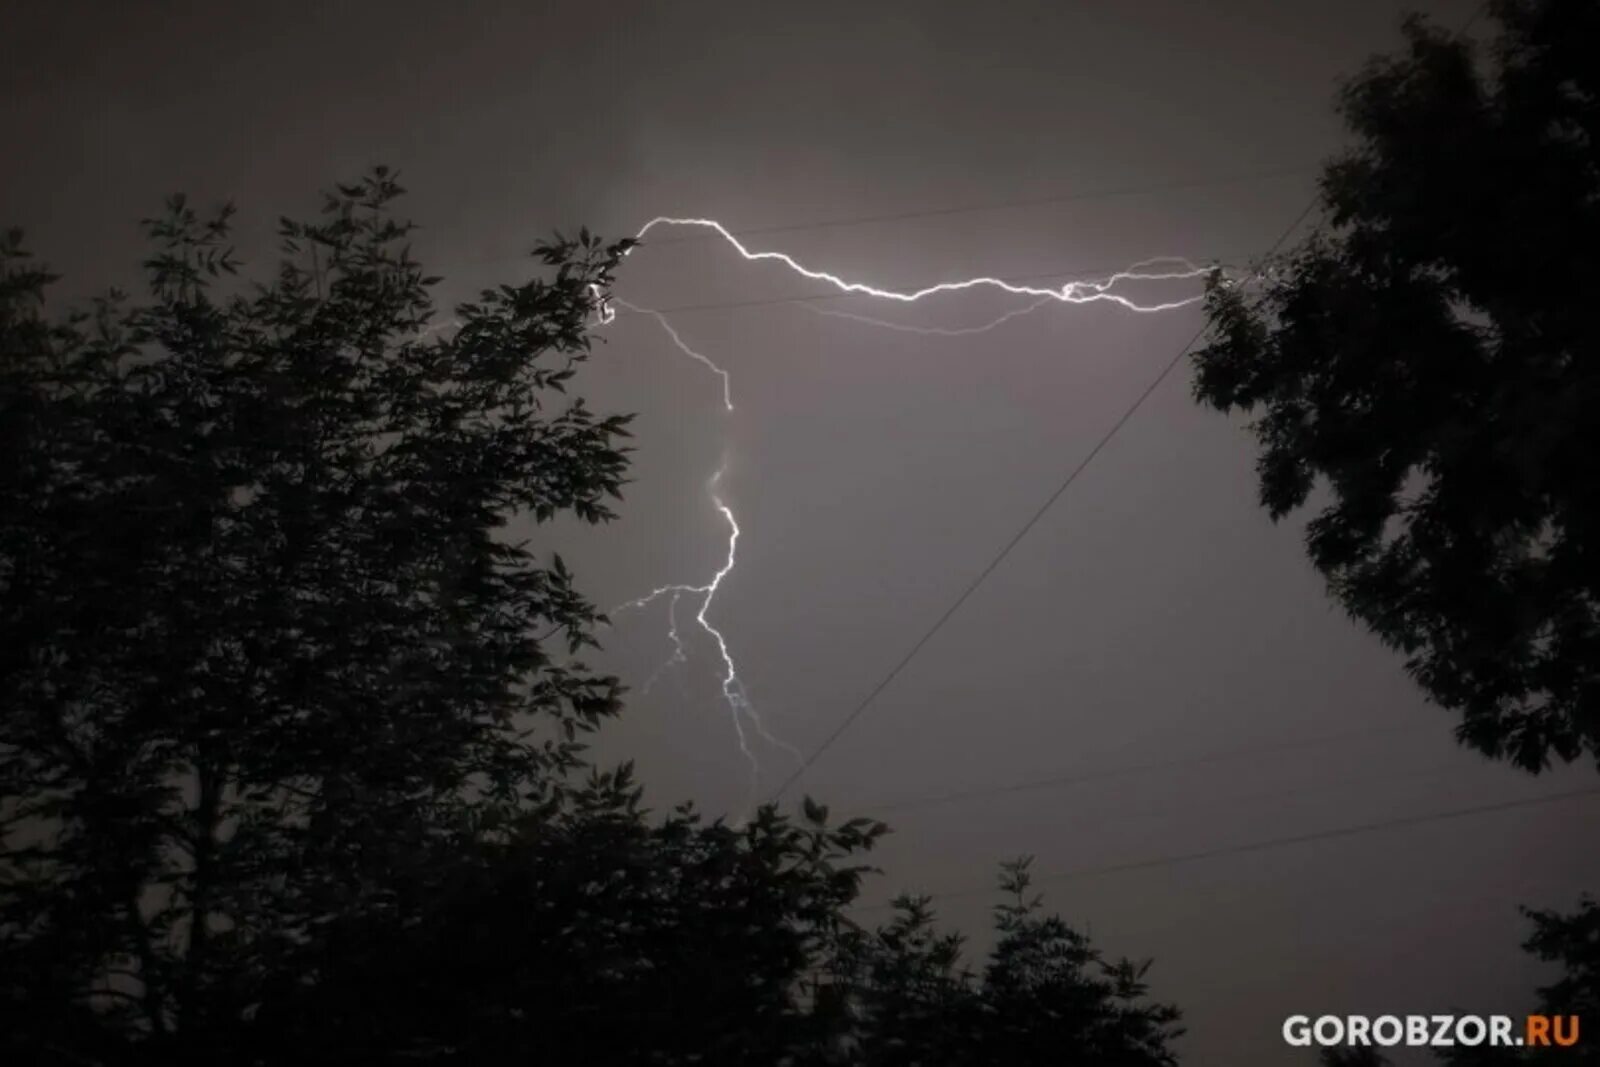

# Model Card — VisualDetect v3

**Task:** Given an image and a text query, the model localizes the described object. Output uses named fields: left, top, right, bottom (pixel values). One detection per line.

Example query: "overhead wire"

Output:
left=854, top=785, right=1600, bottom=908
left=768, top=194, right=1323, bottom=803
left=857, top=722, right=1439, bottom=815
left=767, top=0, right=1497, bottom=807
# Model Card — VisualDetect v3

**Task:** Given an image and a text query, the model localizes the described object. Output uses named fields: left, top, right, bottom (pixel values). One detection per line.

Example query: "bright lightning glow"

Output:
left=624, top=217, right=1211, bottom=313
left=598, top=217, right=1215, bottom=800
left=796, top=257, right=1207, bottom=336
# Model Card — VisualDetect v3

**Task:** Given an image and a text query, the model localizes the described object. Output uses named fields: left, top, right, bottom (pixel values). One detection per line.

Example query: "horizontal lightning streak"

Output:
left=796, top=258, right=1210, bottom=335
left=625, top=217, right=1212, bottom=313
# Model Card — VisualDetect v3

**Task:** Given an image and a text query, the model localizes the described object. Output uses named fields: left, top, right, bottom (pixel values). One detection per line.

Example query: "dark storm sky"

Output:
left=5, top=3, right=1597, bottom=1063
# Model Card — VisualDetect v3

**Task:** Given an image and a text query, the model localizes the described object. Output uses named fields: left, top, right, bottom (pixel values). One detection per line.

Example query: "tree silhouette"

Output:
left=1435, top=897, right=1598, bottom=1066
left=1, top=172, right=1182, bottom=1065
left=236, top=770, right=891, bottom=1064
left=236, top=792, right=1182, bottom=1066
left=0, top=170, right=635, bottom=1059
left=823, top=858, right=1180, bottom=1067
left=1192, top=0, right=1599, bottom=772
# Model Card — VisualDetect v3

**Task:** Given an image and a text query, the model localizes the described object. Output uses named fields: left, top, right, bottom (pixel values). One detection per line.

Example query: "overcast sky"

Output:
left=4, top=2, right=1597, bottom=1063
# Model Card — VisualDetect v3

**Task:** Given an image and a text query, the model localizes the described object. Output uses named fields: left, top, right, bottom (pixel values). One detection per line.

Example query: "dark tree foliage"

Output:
left=236, top=787, right=1181, bottom=1067
left=1522, top=897, right=1600, bottom=1029
left=240, top=771, right=891, bottom=1065
left=1436, top=897, right=1599, bottom=1067
left=1309, top=901, right=1599, bottom=1067
left=1192, top=0, right=1600, bottom=772
left=0, top=170, right=635, bottom=1058
left=822, top=858, right=1181, bottom=1067
left=0, top=173, right=1183, bottom=1065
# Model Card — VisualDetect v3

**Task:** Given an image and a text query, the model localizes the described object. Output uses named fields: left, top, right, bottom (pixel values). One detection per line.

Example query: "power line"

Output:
left=858, top=722, right=1436, bottom=815
left=638, top=163, right=1320, bottom=246
left=447, top=162, right=1317, bottom=275
left=768, top=0, right=1495, bottom=805
left=768, top=197, right=1321, bottom=804
left=869, top=751, right=1470, bottom=844
left=769, top=0, right=1500, bottom=811
left=855, top=785, right=1600, bottom=908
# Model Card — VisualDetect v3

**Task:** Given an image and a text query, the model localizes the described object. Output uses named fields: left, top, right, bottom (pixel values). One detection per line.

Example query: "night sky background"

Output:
left=5, top=2, right=1597, bottom=1063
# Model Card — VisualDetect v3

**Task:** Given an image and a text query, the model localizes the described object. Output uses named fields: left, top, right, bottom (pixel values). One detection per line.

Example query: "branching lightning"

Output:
left=598, top=218, right=1216, bottom=802
left=637, top=590, right=689, bottom=696
left=609, top=455, right=799, bottom=803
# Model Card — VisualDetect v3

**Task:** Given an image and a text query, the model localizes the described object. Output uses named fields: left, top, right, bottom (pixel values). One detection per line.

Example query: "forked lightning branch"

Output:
left=598, top=215, right=1221, bottom=802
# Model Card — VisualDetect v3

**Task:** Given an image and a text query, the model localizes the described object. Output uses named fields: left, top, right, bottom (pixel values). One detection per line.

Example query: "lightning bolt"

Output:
left=610, top=455, right=800, bottom=805
left=610, top=298, right=735, bottom=410
left=797, top=257, right=1211, bottom=335
left=595, top=220, right=1215, bottom=800
left=622, top=218, right=1211, bottom=313
left=638, top=590, right=688, bottom=696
